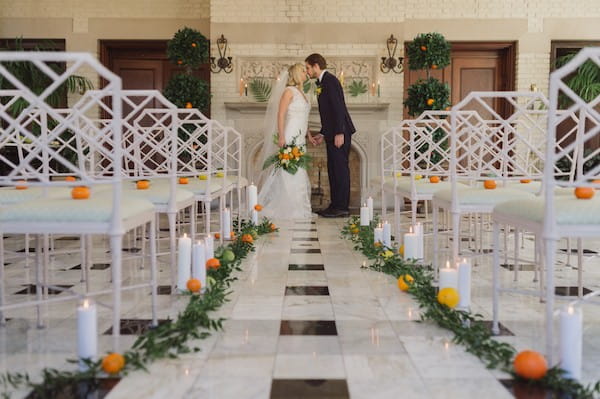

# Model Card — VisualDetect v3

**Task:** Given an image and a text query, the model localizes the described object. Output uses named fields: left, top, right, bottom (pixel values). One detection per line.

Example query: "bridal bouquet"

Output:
left=263, top=133, right=311, bottom=175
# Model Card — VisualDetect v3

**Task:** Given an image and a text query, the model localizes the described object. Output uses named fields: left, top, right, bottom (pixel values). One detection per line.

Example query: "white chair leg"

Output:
left=85, top=235, right=92, bottom=292
left=513, top=228, right=520, bottom=282
left=110, top=233, right=123, bottom=352
left=503, top=224, right=508, bottom=265
left=190, top=204, right=197, bottom=241
left=35, top=235, right=43, bottom=329
left=42, top=234, right=50, bottom=300
left=204, top=201, right=211, bottom=234
left=492, top=222, right=501, bottom=335
left=25, top=233, right=30, bottom=269
left=411, top=199, right=417, bottom=228
left=566, top=237, right=572, bottom=266
left=167, top=211, right=177, bottom=291
left=432, top=204, right=439, bottom=280
left=577, top=238, right=583, bottom=298
left=533, top=234, right=539, bottom=283
left=79, top=235, right=86, bottom=283
left=0, top=232, right=5, bottom=326
left=451, top=211, right=460, bottom=262
left=381, top=188, right=387, bottom=219
left=544, top=236, right=557, bottom=366
left=149, top=220, right=158, bottom=327
left=394, top=196, right=401, bottom=242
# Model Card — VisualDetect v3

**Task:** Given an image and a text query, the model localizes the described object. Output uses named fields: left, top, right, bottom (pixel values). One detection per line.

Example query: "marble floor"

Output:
left=1, top=213, right=599, bottom=398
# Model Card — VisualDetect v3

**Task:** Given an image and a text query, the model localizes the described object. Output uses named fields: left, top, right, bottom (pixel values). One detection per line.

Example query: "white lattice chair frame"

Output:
left=0, top=53, right=157, bottom=352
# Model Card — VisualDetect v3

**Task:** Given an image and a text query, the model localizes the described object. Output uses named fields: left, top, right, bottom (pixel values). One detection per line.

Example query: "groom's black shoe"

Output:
left=320, top=208, right=350, bottom=218
left=316, top=206, right=332, bottom=216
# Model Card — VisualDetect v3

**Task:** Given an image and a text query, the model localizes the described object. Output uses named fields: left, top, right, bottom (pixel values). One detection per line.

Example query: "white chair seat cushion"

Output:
left=434, top=187, right=535, bottom=205
left=494, top=196, right=600, bottom=225
left=124, top=182, right=193, bottom=205
left=183, top=179, right=228, bottom=196
left=393, top=179, right=460, bottom=195
left=226, top=176, right=248, bottom=187
left=505, top=181, right=542, bottom=195
left=0, top=194, right=154, bottom=223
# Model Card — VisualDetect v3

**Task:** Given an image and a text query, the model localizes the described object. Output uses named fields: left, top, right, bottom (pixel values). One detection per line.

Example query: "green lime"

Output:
left=222, top=249, right=235, bottom=263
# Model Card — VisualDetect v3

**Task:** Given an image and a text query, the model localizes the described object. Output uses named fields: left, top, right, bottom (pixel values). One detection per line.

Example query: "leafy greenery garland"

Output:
left=0, top=217, right=278, bottom=399
left=341, top=216, right=600, bottom=399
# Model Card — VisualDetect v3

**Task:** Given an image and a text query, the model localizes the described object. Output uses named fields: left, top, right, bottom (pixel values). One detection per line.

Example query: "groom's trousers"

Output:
left=325, top=134, right=351, bottom=211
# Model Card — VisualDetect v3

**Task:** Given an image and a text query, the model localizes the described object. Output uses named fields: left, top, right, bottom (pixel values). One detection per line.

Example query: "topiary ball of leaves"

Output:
left=404, top=77, right=451, bottom=117
left=407, top=32, right=451, bottom=71
left=163, top=73, right=211, bottom=111
left=167, top=27, right=209, bottom=69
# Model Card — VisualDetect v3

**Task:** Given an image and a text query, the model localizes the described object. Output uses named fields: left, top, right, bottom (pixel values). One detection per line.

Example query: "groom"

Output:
left=305, top=53, right=356, bottom=218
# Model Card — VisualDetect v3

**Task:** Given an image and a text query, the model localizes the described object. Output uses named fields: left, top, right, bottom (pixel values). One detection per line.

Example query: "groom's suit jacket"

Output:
left=316, top=71, right=356, bottom=141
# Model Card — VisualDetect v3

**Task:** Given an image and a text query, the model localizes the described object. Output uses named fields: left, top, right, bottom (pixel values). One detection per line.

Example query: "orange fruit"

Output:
left=71, top=186, right=90, bottom=200
left=398, top=244, right=404, bottom=257
left=351, top=228, right=359, bottom=234
left=65, top=176, right=76, bottom=182
left=397, top=274, right=414, bottom=292
left=136, top=180, right=150, bottom=190
left=431, top=64, right=438, bottom=69
left=520, top=179, right=531, bottom=184
left=185, top=102, right=193, bottom=109
left=426, top=98, right=435, bottom=106
left=374, top=242, right=382, bottom=248
left=191, top=43, right=197, bottom=47
left=270, top=223, right=276, bottom=231
left=254, top=204, right=263, bottom=211
left=179, top=177, right=189, bottom=184
left=177, top=60, right=183, bottom=65
left=513, top=350, right=548, bottom=380
left=15, top=180, right=27, bottom=190
left=483, top=180, right=496, bottom=190
left=437, top=287, right=460, bottom=308
left=186, top=278, right=201, bottom=293
left=420, top=45, right=427, bottom=51
left=429, top=176, right=440, bottom=183
left=214, top=233, right=221, bottom=239
left=242, top=234, right=254, bottom=244
left=102, top=353, right=125, bottom=375
left=206, top=258, right=221, bottom=270
left=230, top=231, right=236, bottom=239
left=574, top=187, right=594, bottom=199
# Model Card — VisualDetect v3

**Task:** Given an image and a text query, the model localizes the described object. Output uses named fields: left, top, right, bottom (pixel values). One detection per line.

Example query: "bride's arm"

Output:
left=277, top=88, right=293, bottom=147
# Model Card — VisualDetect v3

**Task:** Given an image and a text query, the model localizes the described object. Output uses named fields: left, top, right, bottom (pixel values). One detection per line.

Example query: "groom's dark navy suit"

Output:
left=316, top=71, right=355, bottom=211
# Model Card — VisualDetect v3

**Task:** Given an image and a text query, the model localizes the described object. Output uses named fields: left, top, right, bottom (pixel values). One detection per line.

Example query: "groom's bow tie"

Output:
left=316, top=79, right=322, bottom=86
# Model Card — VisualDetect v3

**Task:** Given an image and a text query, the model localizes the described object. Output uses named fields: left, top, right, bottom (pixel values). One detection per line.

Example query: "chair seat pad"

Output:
left=182, top=179, right=229, bottom=196
left=392, top=179, right=461, bottom=195
left=494, top=196, right=600, bottom=225
left=505, top=181, right=543, bottom=195
left=0, top=194, right=154, bottom=223
left=434, top=187, right=535, bottom=205
left=124, top=182, right=193, bottom=205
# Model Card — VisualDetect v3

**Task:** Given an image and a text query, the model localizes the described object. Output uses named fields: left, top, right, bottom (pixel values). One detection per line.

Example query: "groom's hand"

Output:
left=308, top=134, right=317, bottom=146
left=334, top=134, right=344, bottom=148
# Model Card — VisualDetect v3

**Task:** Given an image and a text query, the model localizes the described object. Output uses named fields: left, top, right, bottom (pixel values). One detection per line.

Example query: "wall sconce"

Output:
left=210, top=34, right=233, bottom=73
left=380, top=34, right=404, bottom=74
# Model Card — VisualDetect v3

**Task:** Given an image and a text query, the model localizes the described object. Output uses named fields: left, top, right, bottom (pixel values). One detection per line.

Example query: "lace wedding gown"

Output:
left=258, top=86, right=312, bottom=220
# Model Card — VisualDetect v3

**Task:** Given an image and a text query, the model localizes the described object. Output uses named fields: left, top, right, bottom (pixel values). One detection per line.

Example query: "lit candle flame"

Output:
left=183, top=233, right=187, bottom=238
left=83, top=299, right=89, bottom=308
left=445, top=260, right=450, bottom=269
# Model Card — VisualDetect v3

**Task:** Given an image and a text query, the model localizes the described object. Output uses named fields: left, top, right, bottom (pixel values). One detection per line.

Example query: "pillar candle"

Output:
left=374, top=224, right=383, bottom=245
left=457, top=258, right=471, bottom=310
left=252, top=209, right=258, bottom=225
left=239, top=78, right=244, bottom=96
left=439, top=261, right=458, bottom=290
left=382, top=221, right=392, bottom=248
left=360, top=204, right=369, bottom=226
left=222, top=208, right=231, bottom=240
left=247, top=183, right=257, bottom=214
left=205, top=234, right=214, bottom=260
left=77, top=298, right=97, bottom=371
left=377, top=80, right=381, bottom=97
left=560, top=305, right=582, bottom=380
left=403, top=227, right=419, bottom=260
left=192, top=240, right=207, bottom=292
left=367, top=197, right=374, bottom=221
left=371, top=82, right=376, bottom=96
left=244, top=83, right=248, bottom=96
left=413, top=222, right=424, bottom=259
left=177, top=233, right=192, bottom=291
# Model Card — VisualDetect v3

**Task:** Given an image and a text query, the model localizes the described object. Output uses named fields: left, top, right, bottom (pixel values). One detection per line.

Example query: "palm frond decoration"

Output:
left=303, top=79, right=313, bottom=93
left=556, top=50, right=600, bottom=108
left=348, top=80, right=368, bottom=97
left=249, top=78, right=272, bottom=102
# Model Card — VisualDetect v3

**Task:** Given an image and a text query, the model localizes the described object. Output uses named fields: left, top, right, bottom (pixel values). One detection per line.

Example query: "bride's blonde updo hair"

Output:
left=287, top=63, right=306, bottom=87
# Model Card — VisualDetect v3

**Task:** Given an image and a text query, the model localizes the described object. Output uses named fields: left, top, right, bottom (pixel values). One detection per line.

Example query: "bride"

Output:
left=257, top=63, right=314, bottom=220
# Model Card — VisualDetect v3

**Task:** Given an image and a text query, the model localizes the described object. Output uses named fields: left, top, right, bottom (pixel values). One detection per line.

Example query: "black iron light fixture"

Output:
left=380, top=34, right=404, bottom=74
left=210, top=34, right=233, bottom=73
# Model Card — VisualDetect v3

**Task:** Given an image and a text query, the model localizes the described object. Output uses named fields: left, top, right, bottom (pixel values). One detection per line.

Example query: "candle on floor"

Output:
left=560, top=305, right=582, bottom=380
left=382, top=221, right=392, bottom=248
left=457, top=258, right=471, bottom=310
left=403, top=226, right=419, bottom=260
left=251, top=209, right=258, bottom=225
left=192, top=240, right=207, bottom=292
left=413, top=222, right=424, bottom=259
left=439, top=261, right=458, bottom=290
left=222, top=208, right=231, bottom=240
left=367, top=197, right=374, bottom=221
left=360, top=204, right=369, bottom=226
left=204, top=234, right=214, bottom=260
left=248, top=183, right=257, bottom=214
left=77, top=298, right=97, bottom=371
left=374, top=223, right=383, bottom=245
left=177, top=233, right=192, bottom=291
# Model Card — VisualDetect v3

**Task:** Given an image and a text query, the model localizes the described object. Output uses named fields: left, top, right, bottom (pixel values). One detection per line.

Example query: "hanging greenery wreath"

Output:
left=166, top=27, right=209, bottom=69
left=406, top=32, right=451, bottom=71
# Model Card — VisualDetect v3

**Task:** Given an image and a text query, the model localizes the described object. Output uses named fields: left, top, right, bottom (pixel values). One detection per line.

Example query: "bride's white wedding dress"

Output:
left=258, top=86, right=312, bottom=220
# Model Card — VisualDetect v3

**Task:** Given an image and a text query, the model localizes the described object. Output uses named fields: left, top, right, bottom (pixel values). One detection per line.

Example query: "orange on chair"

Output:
left=254, top=204, right=263, bottom=211
left=15, top=180, right=27, bottom=190
left=206, top=258, right=221, bottom=270
left=574, top=187, right=594, bottom=200
left=71, top=186, right=90, bottom=200
left=65, top=176, right=77, bottom=182
left=136, top=180, right=150, bottom=190
left=179, top=177, right=189, bottom=185
left=429, top=176, right=440, bottom=184
left=214, top=233, right=221, bottom=239
left=483, top=180, right=497, bottom=190
left=513, top=350, right=547, bottom=380
left=270, top=223, right=277, bottom=231
left=102, top=353, right=125, bottom=375
left=520, top=179, right=531, bottom=184
left=186, top=278, right=201, bottom=293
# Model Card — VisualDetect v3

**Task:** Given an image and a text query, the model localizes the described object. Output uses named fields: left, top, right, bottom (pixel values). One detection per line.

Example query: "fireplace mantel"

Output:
left=224, top=101, right=390, bottom=118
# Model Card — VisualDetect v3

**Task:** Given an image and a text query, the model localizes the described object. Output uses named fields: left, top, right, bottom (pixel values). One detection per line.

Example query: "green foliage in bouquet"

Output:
left=249, top=79, right=272, bottom=102
left=406, top=32, right=451, bottom=71
left=404, top=77, right=451, bottom=116
left=263, top=133, right=312, bottom=175
left=167, top=27, right=209, bottom=69
left=348, top=80, right=368, bottom=97
left=163, top=73, right=211, bottom=111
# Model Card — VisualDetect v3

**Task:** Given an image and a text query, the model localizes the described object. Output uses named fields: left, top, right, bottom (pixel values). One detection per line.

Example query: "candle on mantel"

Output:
left=382, top=221, right=392, bottom=248
left=367, top=196, right=374, bottom=221
left=222, top=208, right=231, bottom=241
left=374, top=224, right=383, bottom=245
left=204, top=234, right=215, bottom=260
left=403, top=226, right=419, bottom=260
left=377, top=80, right=381, bottom=97
left=244, top=83, right=248, bottom=96
left=192, top=240, right=207, bottom=292
left=247, top=182, right=258, bottom=214
left=77, top=298, right=97, bottom=371
left=177, top=233, right=192, bottom=291
left=560, top=305, right=582, bottom=380
left=239, top=78, right=244, bottom=96
left=371, top=82, right=376, bottom=96
left=339, top=71, right=345, bottom=87
left=413, top=222, right=424, bottom=259
left=457, top=258, right=471, bottom=310
left=360, top=203, right=369, bottom=226
left=439, top=261, right=458, bottom=290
